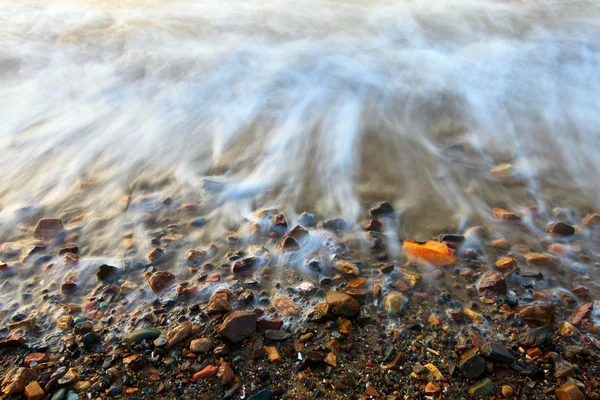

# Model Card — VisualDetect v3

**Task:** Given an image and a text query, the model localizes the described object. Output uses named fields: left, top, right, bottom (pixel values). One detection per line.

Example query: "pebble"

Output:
left=326, top=291, right=360, bottom=317
left=480, top=341, right=516, bottom=363
left=547, top=221, right=575, bottom=236
left=218, top=311, right=257, bottom=343
left=383, top=292, right=405, bottom=315
left=468, top=378, right=494, bottom=396
left=33, top=218, right=63, bottom=240
left=272, top=296, right=303, bottom=316
left=478, top=271, right=508, bottom=295
left=207, top=289, right=233, bottom=315
left=501, top=385, right=514, bottom=398
left=189, top=338, right=213, bottom=353
left=335, top=261, right=359, bottom=276
left=1, top=367, right=31, bottom=395
left=165, top=321, right=192, bottom=349
left=123, top=329, right=161, bottom=344
left=555, top=382, right=584, bottom=400
left=192, top=365, right=217, bottom=381
left=458, top=350, right=486, bottom=379
left=369, top=201, right=394, bottom=217
left=147, top=271, right=176, bottom=293
left=96, top=264, right=118, bottom=282
left=517, top=325, right=553, bottom=347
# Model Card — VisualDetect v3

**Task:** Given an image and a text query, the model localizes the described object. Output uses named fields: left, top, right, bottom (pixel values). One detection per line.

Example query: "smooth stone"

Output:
left=123, top=329, right=161, bottom=344
left=469, top=378, right=494, bottom=397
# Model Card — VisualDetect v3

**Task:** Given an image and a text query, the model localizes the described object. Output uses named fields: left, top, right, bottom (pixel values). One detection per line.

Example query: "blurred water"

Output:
left=1, top=0, right=600, bottom=239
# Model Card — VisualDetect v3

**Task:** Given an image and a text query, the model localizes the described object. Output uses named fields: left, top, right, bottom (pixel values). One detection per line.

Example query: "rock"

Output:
left=252, top=338, right=267, bottom=359
left=363, top=219, right=382, bottom=232
left=1, top=367, right=31, bottom=395
left=0, top=335, right=25, bottom=348
left=189, top=338, right=213, bottom=353
left=517, top=325, right=553, bottom=347
left=218, top=311, right=257, bottom=343
left=107, top=383, right=123, bottom=396
left=58, top=368, right=79, bottom=385
left=61, top=272, right=78, bottom=293
left=165, top=321, right=192, bottom=349
left=148, top=248, right=164, bottom=262
left=547, top=221, right=575, bottom=236
left=469, top=378, right=494, bottom=397
left=364, top=385, right=380, bottom=397
left=369, top=201, right=394, bottom=217
left=383, top=292, right=405, bottom=315
left=58, top=315, right=73, bottom=330
left=23, top=353, right=49, bottom=367
left=583, top=213, right=600, bottom=226
left=123, top=329, right=161, bottom=344
left=73, top=320, right=93, bottom=335
left=272, top=296, right=302, bottom=316
left=526, top=253, right=560, bottom=268
left=97, top=264, right=118, bottom=282
left=496, top=257, right=517, bottom=270
left=548, top=352, right=575, bottom=378
left=263, top=330, right=291, bottom=341
left=24, top=381, right=44, bottom=400
left=326, top=291, right=360, bottom=317
left=568, top=302, right=593, bottom=326
left=424, top=382, right=440, bottom=394
left=502, top=385, right=514, bottom=399
left=192, top=365, right=217, bottom=381
left=555, top=382, right=584, bottom=400
left=207, top=289, right=234, bottom=315
left=490, top=163, right=513, bottom=178
left=493, top=208, right=520, bottom=221
left=34, top=218, right=63, bottom=240
left=272, top=213, right=287, bottom=228
left=248, top=389, right=273, bottom=400
left=147, top=271, right=176, bottom=293
left=265, top=345, right=282, bottom=363
left=186, top=249, right=206, bottom=263
left=516, top=303, right=555, bottom=326
left=480, top=341, right=516, bottom=363
left=335, top=261, right=359, bottom=276
left=217, top=361, right=235, bottom=385
left=510, top=362, right=544, bottom=379
left=458, top=350, right=486, bottom=379
left=559, top=321, right=579, bottom=337
left=323, top=218, right=347, bottom=232
left=8, top=316, right=36, bottom=332
left=478, top=271, right=508, bottom=295
left=277, top=237, right=299, bottom=252
left=256, top=319, right=283, bottom=332
left=232, top=257, right=257, bottom=273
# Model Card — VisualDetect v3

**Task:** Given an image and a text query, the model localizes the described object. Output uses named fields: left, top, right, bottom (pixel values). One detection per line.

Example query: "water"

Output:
left=1, top=0, right=600, bottom=325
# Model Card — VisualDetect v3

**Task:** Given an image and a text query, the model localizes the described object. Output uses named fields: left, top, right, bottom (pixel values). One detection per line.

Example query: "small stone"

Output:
left=192, top=365, right=217, bottom=381
left=256, top=319, right=284, bottom=332
left=96, top=264, right=118, bottom=282
left=277, top=237, right=300, bottom=252
left=24, top=381, right=44, bottom=400
left=217, top=361, right=235, bottom=385
left=469, top=378, right=494, bottom=397
left=264, top=346, right=282, bottom=363
left=107, top=383, right=123, bottom=396
left=1, top=367, right=31, bottom=395
left=58, top=368, right=79, bottom=386
left=190, top=338, right=213, bottom=353
left=324, top=352, right=337, bottom=367
left=207, top=289, right=233, bottom=315
left=383, top=292, right=405, bottom=315
left=458, top=350, right=486, bottom=379
left=323, top=218, right=347, bottom=232
left=186, top=249, right=207, bottom=263
left=298, top=212, right=316, bottom=227
left=502, top=385, right=514, bottom=399
left=218, top=311, right=257, bottom=343
left=232, top=257, right=257, bottom=273
left=493, top=208, right=520, bottom=221
left=148, top=247, right=164, bottom=262
left=263, top=330, right=291, bottom=341
left=496, top=257, right=517, bottom=270
left=583, top=213, right=600, bottom=226
left=24, top=353, right=49, bottom=367
left=34, top=218, right=63, bottom=240
left=326, top=291, right=360, bottom=317
left=480, top=341, right=516, bottom=363
left=58, top=315, right=73, bottom=330
left=363, top=219, right=382, bottom=232
left=369, top=201, right=394, bottom=217
left=559, top=321, right=579, bottom=337
left=424, top=382, right=440, bottom=394
left=165, top=321, right=192, bottom=349
left=364, top=385, right=380, bottom=397
left=335, top=261, right=359, bottom=276
left=478, top=271, right=508, bottom=295
left=123, top=329, right=161, bottom=344
left=490, top=163, right=514, bottom=178
left=518, top=325, right=553, bottom=347
left=547, top=221, right=575, bottom=236
left=8, top=317, right=36, bottom=332
left=147, top=271, right=176, bottom=293
left=272, top=296, right=302, bottom=316
left=516, top=303, right=555, bottom=326
left=568, top=302, right=593, bottom=326
left=526, top=252, right=560, bottom=268
left=555, top=382, right=584, bottom=400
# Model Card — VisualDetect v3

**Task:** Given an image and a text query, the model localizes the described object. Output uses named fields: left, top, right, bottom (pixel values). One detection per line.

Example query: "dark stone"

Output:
left=480, top=342, right=516, bottom=363
left=478, top=271, right=508, bottom=295
left=438, top=234, right=465, bottom=244
left=256, top=319, right=284, bottom=332
left=510, top=362, right=545, bottom=379
left=263, top=330, right=291, bottom=341
left=107, top=383, right=123, bottom=396
left=323, top=218, right=347, bottom=232
left=518, top=326, right=553, bottom=347
left=546, top=221, right=575, bottom=236
left=218, top=311, right=257, bottom=343
left=458, top=352, right=487, bottom=379
left=369, top=201, right=394, bottom=217
left=73, top=321, right=93, bottom=335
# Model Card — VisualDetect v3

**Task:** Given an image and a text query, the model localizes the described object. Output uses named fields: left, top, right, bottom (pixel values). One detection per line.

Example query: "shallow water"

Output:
left=1, top=0, right=600, bottom=327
